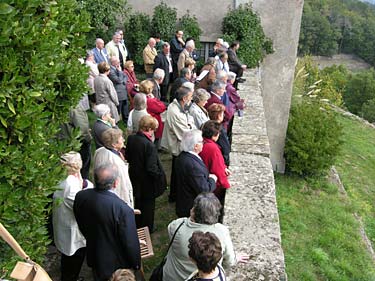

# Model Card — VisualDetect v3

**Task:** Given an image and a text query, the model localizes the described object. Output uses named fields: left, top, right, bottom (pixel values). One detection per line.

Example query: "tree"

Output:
left=177, top=12, right=202, bottom=48
left=0, top=0, right=89, bottom=276
left=151, top=2, right=177, bottom=41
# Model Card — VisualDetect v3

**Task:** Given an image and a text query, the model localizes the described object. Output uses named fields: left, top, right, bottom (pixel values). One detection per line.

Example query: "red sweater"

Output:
left=199, top=138, right=230, bottom=189
left=147, top=97, right=166, bottom=139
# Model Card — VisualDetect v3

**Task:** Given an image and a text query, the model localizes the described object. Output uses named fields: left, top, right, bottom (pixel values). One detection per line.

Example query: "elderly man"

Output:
left=106, top=32, right=128, bottom=69
left=148, top=68, right=165, bottom=100
left=228, top=41, right=247, bottom=83
left=209, top=38, right=224, bottom=58
left=143, top=38, right=158, bottom=78
left=175, top=130, right=217, bottom=217
left=73, top=164, right=141, bottom=281
left=161, top=86, right=196, bottom=202
left=170, top=30, right=185, bottom=80
left=205, top=80, right=231, bottom=128
left=154, top=42, right=173, bottom=102
left=177, top=39, right=194, bottom=75
left=170, top=67, right=191, bottom=103
left=92, top=38, right=109, bottom=64
left=108, top=56, right=129, bottom=123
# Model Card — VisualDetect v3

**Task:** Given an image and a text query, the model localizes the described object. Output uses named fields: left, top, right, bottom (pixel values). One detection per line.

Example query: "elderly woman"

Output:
left=207, top=103, right=231, bottom=167
left=189, top=88, right=210, bottom=129
left=85, top=50, right=99, bottom=104
left=185, top=57, right=197, bottom=83
left=123, top=60, right=139, bottom=109
left=127, top=93, right=149, bottom=135
left=199, top=121, right=230, bottom=223
left=53, top=152, right=92, bottom=281
left=125, top=115, right=166, bottom=232
left=226, top=71, right=243, bottom=143
left=93, top=128, right=133, bottom=207
left=163, top=193, right=248, bottom=281
left=94, top=62, right=119, bottom=123
left=92, top=103, right=118, bottom=149
left=197, top=58, right=216, bottom=90
left=215, top=52, right=230, bottom=74
left=139, top=80, right=166, bottom=144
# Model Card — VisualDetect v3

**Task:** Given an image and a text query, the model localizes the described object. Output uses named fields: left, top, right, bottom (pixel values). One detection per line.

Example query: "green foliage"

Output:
left=361, top=98, right=375, bottom=123
left=80, top=0, right=129, bottom=45
left=285, top=99, right=343, bottom=176
left=177, top=12, right=202, bottom=48
left=151, top=2, right=177, bottom=41
left=222, top=3, right=273, bottom=68
left=125, top=12, right=151, bottom=65
left=0, top=0, right=89, bottom=276
left=343, top=69, right=375, bottom=115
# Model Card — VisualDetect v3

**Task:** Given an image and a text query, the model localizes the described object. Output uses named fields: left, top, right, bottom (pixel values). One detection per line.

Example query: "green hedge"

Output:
left=0, top=0, right=89, bottom=277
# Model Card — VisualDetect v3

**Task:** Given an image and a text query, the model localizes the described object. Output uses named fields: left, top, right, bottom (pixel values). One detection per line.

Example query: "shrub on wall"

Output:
left=222, top=3, right=273, bottom=68
left=151, top=1, right=177, bottom=42
left=0, top=0, right=89, bottom=276
left=285, top=99, right=343, bottom=177
left=125, top=12, right=152, bottom=66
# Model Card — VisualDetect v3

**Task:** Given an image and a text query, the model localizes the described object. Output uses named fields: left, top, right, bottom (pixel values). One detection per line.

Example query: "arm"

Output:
left=221, top=227, right=237, bottom=268
left=108, top=68, right=122, bottom=85
left=228, top=49, right=242, bottom=68
left=108, top=80, right=119, bottom=106
left=186, top=163, right=216, bottom=194
left=207, top=146, right=230, bottom=188
left=145, top=143, right=163, bottom=178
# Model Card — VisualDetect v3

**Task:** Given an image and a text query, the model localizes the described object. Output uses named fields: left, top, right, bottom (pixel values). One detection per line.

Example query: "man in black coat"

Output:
left=174, top=129, right=217, bottom=218
left=153, top=42, right=173, bottom=102
left=125, top=115, right=166, bottom=232
left=73, top=164, right=141, bottom=281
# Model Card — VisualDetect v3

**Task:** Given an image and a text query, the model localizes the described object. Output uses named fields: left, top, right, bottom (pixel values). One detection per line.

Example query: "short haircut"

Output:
left=193, top=193, right=222, bottom=224
left=139, top=80, right=154, bottom=95
left=93, top=104, right=111, bottom=118
left=154, top=33, right=161, bottom=39
left=110, top=269, right=136, bottom=281
left=86, top=50, right=94, bottom=59
left=180, top=67, right=191, bottom=78
left=201, top=120, right=221, bottom=139
left=180, top=130, right=202, bottom=152
left=227, top=71, right=237, bottom=81
left=153, top=68, right=165, bottom=80
left=176, top=86, right=192, bottom=102
left=138, top=115, right=158, bottom=132
left=185, top=58, right=196, bottom=68
left=218, top=52, right=228, bottom=59
left=101, top=128, right=123, bottom=149
left=215, top=71, right=228, bottom=82
left=60, top=151, right=82, bottom=174
left=110, top=56, right=119, bottom=65
left=162, top=42, right=170, bottom=48
left=207, top=103, right=226, bottom=121
left=182, top=81, right=195, bottom=92
left=230, top=41, right=240, bottom=48
left=211, top=80, right=226, bottom=92
left=124, top=60, right=134, bottom=70
left=133, top=93, right=147, bottom=110
left=216, top=38, right=224, bottom=45
left=188, top=231, right=223, bottom=274
left=205, top=57, right=216, bottom=66
left=98, top=62, right=110, bottom=74
left=193, top=88, right=210, bottom=104
left=185, top=40, right=195, bottom=49
left=94, top=163, right=119, bottom=191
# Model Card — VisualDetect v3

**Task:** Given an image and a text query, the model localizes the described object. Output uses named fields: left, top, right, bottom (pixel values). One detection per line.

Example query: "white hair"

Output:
left=153, top=68, right=165, bottom=80
left=228, top=71, right=237, bottom=81
left=182, top=81, right=195, bottom=92
left=185, top=40, right=195, bottom=49
left=222, top=41, right=229, bottom=49
left=180, top=130, right=202, bottom=152
left=93, top=104, right=111, bottom=118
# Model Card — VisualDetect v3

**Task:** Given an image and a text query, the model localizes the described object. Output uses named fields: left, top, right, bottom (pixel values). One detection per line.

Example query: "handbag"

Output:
left=0, top=223, right=52, bottom=281
left=149, top=221, right=185, bottom=281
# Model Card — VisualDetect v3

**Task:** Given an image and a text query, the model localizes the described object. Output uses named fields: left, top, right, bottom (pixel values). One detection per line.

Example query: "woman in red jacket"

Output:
left=199, top=120, right=231, bottom=222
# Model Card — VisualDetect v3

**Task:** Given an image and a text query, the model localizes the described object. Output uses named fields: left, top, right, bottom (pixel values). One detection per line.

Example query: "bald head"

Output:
left=148, top=38, right=156, bottom=48
left=96, top=38, right=104, bottom=50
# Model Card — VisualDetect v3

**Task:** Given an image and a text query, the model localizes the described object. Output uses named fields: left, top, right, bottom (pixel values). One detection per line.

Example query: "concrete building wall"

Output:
left=127, top=0, right=234, bottom=41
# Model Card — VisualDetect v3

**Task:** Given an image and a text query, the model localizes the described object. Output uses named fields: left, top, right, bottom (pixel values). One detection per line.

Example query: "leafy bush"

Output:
left=361, top=98, right=375, bottom=123
left=80, top=0, right=129, bottom=46
left=125, top=12, right=151, bottom=65
left=343, top=69, right=375, bottom=115
left=177, top=12, right=202, bottom=48
left=222, top=3, right=273, bottom=68
left=285, top=99, right=343, bottom=176
left=151, top=2, right=177, bottom=41
left=0, top=0, right=89, bottom=276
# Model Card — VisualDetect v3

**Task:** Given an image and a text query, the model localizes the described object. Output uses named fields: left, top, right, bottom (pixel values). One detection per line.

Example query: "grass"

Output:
left=276, top=114, right=375, bottom=280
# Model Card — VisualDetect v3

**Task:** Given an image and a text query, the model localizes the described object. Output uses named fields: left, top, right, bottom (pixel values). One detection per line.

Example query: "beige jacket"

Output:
left=94, top=74, right=119, bottom=122
left=177, top=49, right=191, bottom=75
left=143, top=44, right=157, bottom=74
left=93, top=147, right=134, bottom=208
left=106, top=40, right=128, bottom=61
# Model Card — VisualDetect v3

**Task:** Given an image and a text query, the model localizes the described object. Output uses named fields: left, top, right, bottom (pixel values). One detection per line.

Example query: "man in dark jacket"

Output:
left=170, top=30, right=185, bottom=80
left=174, top=129, right=217, bottom=218
left=109, top=56, right=128, bottom=123
left=154, top=42, right=173, bottom=102
left=73, top=164, right=141, bottom=281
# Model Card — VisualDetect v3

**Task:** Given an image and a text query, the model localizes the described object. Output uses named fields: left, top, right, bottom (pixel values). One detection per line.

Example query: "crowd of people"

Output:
left=53, top=29, right=248, bottom=281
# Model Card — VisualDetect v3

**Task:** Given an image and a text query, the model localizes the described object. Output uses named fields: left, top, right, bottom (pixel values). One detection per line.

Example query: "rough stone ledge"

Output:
left=225, top=69, right=286, bottom=280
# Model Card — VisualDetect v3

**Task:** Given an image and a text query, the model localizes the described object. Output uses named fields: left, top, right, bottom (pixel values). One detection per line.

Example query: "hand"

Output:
left=147, top=93, right=155, bottom=99
left=209, top=174, right=217, bottom=182
left=109, top=117, right=116, bottom=126
left=241, top=65, right=247, bottom=70
left=178, top=38, right=185, bottom=45
left=236, top=252, right=250, bottom=263
left=225, top=168, right=232, bottom=176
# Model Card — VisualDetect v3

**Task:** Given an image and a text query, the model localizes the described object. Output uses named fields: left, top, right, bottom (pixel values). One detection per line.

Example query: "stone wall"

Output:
left=225, top=69, right=287, bottom=281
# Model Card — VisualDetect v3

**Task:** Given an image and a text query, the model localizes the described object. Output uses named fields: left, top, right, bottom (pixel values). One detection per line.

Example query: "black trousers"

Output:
left=169, top=155, right=178, bottom=202
left=79, top=139, right=91, bottom=180
left=160, top=84, right=169, bottom=102
left=118, top=99, right=129, bottom=123
left=61, top=247, right=86, bottom=281
left=214, top=187, right=227, bottom=223
left=135, top=197, right=156, bottom=232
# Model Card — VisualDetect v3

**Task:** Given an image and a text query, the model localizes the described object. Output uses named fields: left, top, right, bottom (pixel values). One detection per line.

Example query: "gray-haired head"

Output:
left=211, top=80, right=226, bottom=92
left=153, top=68, right=165, bottom=80
left=193, top=88, right=210, bottom=104
left=205, top=57, right=216, bottom=66
left=86, top=50, right=94, bottom=59
left=185, top=40, right=195, bottom=50
left=216, top=70, right=228, bottom=82
left=192, top=193, right=222, bottom=224
left=222, top=41, right=229, bottom=49
left=227, top=71, right=237, bottom=81
left=182, top=81, right=195, bottom=92
left=133, top=93, right=147, bottom=110
left=94, top=163, right=119, bottom=191
left=60, top=151, right=82, bottom=174
left=176, top=86, right=193, bottom=102
left=93, top=104, right=111, bottom=118
left=180, top=129, right=202, bottom=152
left=180, top=67, right=191, bottom=78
